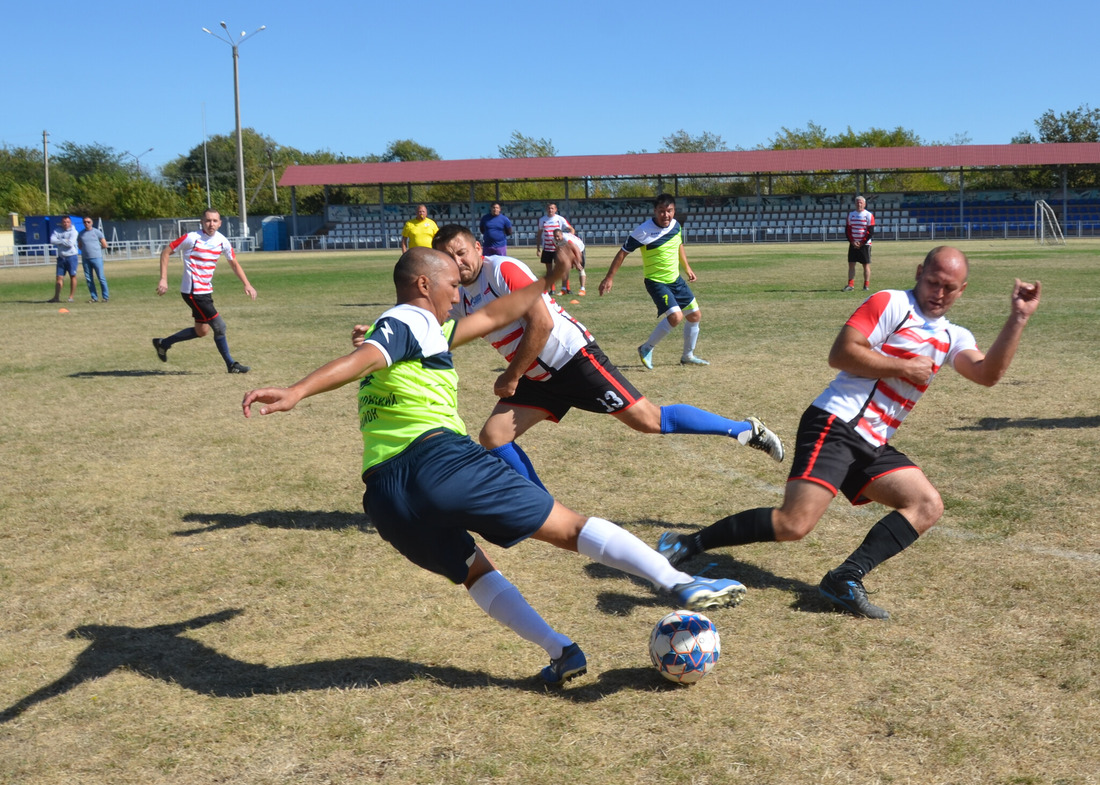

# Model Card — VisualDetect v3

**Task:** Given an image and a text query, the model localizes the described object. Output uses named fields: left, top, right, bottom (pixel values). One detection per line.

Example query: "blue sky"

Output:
left=6, top=0, right=1097, bottom=174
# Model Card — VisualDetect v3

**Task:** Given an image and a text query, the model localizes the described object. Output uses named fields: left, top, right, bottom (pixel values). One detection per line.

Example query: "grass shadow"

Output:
left=69, top=369, right=192, bottom=378
left=0, top=608, right=637, bottom=722
left=176, top=509, right=373, bottom=536
left=951, top=415, right=1100, bottom=431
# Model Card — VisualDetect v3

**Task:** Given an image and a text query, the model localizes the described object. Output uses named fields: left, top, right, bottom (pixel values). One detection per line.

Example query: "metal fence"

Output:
left=287, top=220, right=1100, bottom=252
left=1, top=237, right=257, bottom=268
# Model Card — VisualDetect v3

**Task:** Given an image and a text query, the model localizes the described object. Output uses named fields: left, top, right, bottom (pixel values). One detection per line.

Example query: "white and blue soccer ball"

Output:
left=648, top=610, right=721, bottom=684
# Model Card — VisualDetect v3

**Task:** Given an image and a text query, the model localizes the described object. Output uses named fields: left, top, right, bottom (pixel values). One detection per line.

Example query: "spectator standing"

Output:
left=479, top=202, right=514, bottom=257
left=78, top=217, right=110, bottom=303
left=599, top=194, right=709, bottom=368
left=844, top=196, right=875, bottom=291
left=48, top=216, right=80, bottom=303
left=537, top=203, right=573, bottom=278
left=152, top=208, right=256, bottom=373
left=400, top=204, right=439, bottom=253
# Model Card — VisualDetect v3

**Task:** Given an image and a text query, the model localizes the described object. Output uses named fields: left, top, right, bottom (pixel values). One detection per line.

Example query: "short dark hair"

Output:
left=202, top=208, right=220, bottom=219
left=431, top=224, right=476, bottom=250
left=654, top=193, right=675, bottom=209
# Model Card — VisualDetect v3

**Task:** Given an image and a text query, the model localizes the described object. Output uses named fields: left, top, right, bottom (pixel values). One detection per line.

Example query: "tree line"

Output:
left=3, top=105, right=1098, bottom=221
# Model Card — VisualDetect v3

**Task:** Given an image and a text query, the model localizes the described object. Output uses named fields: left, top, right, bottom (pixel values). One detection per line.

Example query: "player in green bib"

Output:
left=599, top=193, right=709, bottom=368
left=242, top=247, right=747, bottom=686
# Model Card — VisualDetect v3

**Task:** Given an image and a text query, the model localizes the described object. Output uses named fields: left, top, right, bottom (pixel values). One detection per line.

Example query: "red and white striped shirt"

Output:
left=846, top=208, right=875, bottom=245
left=451, top=254, right=592, bottom=380
left=812, top=289, right=977, bottom=446
left=169, top=231, right=235, bottom=294
left=538, top=214, right=573, bottom=252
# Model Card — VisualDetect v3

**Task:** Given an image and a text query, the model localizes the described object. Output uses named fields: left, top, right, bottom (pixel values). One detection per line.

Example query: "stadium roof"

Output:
left=279, top=143, right=1100, bottom=188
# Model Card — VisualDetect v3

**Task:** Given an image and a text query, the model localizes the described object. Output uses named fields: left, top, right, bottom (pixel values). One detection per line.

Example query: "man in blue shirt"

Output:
left=478, top=202, right=513, bottom=256
left=78, top=217, right=110, bottom=302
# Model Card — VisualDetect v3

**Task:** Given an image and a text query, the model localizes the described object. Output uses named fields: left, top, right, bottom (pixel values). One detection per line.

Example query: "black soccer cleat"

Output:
left=818, top=570, right=890, bottom=620
left=152, top=338, right=168, bottom=362
left=228, top=361, right=250, bottom=374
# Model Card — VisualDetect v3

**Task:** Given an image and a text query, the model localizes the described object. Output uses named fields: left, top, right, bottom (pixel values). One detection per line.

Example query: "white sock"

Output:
left=683, top=321, right=700, bottom=357
left=645, top=319, right=673, bottom=348
left=576, top=517, right=693, bottom=591
left=467, top=570, right=571, bottom=658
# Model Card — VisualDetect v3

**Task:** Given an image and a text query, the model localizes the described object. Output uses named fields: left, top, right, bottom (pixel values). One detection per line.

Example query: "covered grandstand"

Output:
left=278, top=143, right=1100, bottom=249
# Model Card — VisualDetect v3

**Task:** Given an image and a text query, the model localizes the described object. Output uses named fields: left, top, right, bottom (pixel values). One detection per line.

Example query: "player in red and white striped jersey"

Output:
left=536, top=203, right=573, bottom=277
left=152, top=208, right=257, bottom=373
left=658, top=247, right=1041, bottom=619
left=844, top=196, right=875, bottom=291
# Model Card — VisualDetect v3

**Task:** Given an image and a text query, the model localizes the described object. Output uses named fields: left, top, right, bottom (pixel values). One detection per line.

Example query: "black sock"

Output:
left=163, top=327, right=199, bottom=348
left=692, top=507, right=776, bottom=553
left=837, top=510, right=919, bottom=578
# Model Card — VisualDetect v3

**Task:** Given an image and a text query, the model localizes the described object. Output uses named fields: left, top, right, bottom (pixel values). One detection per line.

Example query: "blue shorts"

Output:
left=56, top=255, right=79, bottom=277
left=787, top=406, right=917, bottom=505
left=363, top=429, right=555, bottom=583
left=644, top=276, right=698, bottom=319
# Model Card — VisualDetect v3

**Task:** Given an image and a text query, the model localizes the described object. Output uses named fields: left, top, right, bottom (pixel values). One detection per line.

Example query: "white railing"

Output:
left=1, top=237, right=257, bottom=268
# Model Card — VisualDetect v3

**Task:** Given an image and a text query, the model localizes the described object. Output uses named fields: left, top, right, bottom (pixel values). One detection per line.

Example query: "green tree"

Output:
left=498, top=131, right=557, bottom=159
left=660, top=129, right=728, bottom=153
left=1010, top=104, right=1100, bottom=188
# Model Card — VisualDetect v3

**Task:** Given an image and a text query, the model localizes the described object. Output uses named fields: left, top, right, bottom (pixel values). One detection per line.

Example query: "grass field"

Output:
left=1, top=240, right=1097, bottom=785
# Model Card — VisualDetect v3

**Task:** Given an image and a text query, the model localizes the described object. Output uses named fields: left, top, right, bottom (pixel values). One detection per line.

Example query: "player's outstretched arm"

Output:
left=599, top=249, right=629, bottom=296
left=226, top=255, right=257, bottom=300
left=954, top=279, right=1041, bottom=387
left=156, top=245, right=173, bottom=296
left=242, top=344, right=386, bottom=418
left=453, top=255, right=568, bottom=347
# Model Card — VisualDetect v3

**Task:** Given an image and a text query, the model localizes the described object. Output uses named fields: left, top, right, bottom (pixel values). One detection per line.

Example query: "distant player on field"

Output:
left=536, top=203, right=573, bottom=284
left=478, top=201, right=514, bottom=257
left=553, top=228, right=586, bottom=296
left=599, top=193, right=708, bottom=368
left=844, top=196, right=875, bottom=291
left=244, top=246, right=747, bottom=686
left=153, top=208, right=255, bottom=373
left=400, top=204, right=439, bottom=253
left=657, top=247, right=1041, bottom=620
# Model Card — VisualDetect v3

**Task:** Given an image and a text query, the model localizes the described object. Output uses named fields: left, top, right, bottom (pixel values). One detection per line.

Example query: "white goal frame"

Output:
left=1034, top=200, right=1065, bottom=245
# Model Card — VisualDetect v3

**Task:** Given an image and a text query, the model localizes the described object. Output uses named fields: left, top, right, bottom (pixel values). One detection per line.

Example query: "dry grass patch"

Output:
left=1, top=241, right=1097, bottom=784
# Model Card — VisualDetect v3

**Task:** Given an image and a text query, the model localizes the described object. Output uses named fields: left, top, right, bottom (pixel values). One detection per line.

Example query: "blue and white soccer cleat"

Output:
left=673, top=576, right=746, bottom=610
left=541, top=642, right=588, bottom=686
left=638, top=344, right=654, bottom=370
left=818, top=570, right=890, bottom=620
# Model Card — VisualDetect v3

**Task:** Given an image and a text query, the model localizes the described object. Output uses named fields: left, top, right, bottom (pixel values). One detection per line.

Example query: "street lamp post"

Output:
left=202, top=21, right=266, bottom=243
left=122, top=147, right=154, bottom=176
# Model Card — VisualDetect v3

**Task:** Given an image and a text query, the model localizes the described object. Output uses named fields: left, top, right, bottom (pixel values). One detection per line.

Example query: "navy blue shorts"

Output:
left=644, top=277, right=698, bottom=318
left=502, top=342, right=643, bottom=422
left=787, top=406, right=917, bottom=505
left=56, top=255, right=79, bottom=277
left=363, top=429, right=555, bottom=583
left=182, top=292, right=219, bottom=322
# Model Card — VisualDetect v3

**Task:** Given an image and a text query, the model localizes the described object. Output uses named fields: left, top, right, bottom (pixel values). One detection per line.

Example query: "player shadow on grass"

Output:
left=0, top=609, right=647, bottom=722
left=69, top=369, right=192, bottom=378
left=582, top=518, right=836, bottom=616
left=949, top=415, right=1100, bottom=431
left=175, top=509, right=374, bottom=537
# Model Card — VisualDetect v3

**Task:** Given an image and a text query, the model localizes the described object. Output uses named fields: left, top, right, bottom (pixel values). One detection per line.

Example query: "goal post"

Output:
left=1034, top=200, right=1065, bottom=245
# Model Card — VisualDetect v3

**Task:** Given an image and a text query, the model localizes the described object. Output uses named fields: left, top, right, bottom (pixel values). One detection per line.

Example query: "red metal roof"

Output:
left=279, top=143, right=1100, bottom=187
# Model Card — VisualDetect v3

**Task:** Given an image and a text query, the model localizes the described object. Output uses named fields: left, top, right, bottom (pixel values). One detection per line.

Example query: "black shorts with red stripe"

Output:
left=501, top=341, right=644, bottom=422
left=788, top=405, right=917, bottom=505
left=181, top=292, right=219, bottom=322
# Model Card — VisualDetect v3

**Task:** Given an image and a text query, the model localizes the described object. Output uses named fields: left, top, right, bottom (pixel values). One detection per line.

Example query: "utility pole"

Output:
left=43, top=130, right=50, bottom=213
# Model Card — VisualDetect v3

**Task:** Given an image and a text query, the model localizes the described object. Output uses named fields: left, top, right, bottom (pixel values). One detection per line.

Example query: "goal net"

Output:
left=1034, top=200, right=1065, bottom=245
left=177, top=218, right=203, bottom=237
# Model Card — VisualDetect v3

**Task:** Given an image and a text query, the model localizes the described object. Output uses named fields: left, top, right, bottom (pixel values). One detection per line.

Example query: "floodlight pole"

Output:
left=203, top=21, right=266, bottom=243
left=122, top=147, right=154, bottom=176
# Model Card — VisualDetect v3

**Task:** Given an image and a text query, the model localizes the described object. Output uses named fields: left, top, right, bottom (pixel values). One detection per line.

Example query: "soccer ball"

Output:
left=648, top=610, right=721, bottom=684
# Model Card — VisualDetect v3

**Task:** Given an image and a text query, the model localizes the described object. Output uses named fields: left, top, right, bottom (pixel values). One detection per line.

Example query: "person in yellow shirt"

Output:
left=400, top=204, right=439, bottom=252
